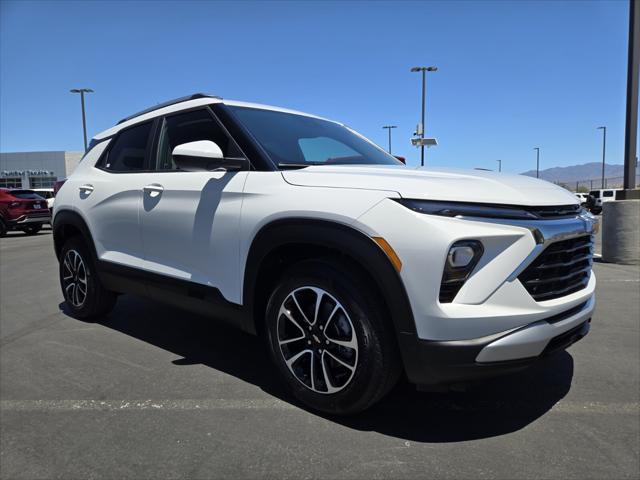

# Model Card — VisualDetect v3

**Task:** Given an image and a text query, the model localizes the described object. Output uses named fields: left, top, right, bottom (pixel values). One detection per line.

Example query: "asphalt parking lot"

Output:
left=1, top=229, right=638, bottom=479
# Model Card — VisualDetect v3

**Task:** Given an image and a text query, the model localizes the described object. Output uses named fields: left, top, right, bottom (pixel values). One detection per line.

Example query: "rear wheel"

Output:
left=265, top=259, right=401, bottom=415
left=0, top=219, right=6, bottom=237
left=59, top=237, right=117, bottom=320
left=23, top=225, right=42, bottom=235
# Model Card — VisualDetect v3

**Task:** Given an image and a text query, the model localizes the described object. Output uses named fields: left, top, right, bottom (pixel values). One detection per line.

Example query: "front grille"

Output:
left=525, top=204, right=582, bottom=219
left=518, top=235, right=593, bottom=301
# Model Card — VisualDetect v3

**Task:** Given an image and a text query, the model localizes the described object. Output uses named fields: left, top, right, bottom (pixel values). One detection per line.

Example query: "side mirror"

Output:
left=172, top=140, right=249, bottom=172
left=394, top=155, right=406, bottom=164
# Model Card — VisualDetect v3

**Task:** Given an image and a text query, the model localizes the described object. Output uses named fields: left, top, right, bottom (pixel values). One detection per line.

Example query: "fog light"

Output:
left=447, top=246, right=476, bottom=268
left=439, top=240, right=484, bottom=303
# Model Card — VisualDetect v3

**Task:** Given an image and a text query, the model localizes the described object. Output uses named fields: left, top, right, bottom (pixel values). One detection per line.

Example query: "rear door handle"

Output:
left=143, top=184, right=164, bottom=195
left=79, top=184, right=94, bottom=194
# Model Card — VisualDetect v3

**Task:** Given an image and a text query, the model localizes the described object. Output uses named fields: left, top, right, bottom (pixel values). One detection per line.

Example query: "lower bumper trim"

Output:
left=14, top=215, right=51, bottom=225
left=399, top=297, right=594, bottom=387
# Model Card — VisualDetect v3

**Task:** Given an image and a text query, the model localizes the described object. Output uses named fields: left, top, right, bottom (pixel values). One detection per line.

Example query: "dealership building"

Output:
left=0, top=151, right=83, bottom=189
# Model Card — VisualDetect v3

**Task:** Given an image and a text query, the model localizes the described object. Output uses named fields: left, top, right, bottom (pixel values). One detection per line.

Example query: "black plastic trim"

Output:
left=96, top=260, right=248, bottom=331
left=395, top=198, right=582, bottom=220
left=117, top=93, right=221, bottom=125
left=403, top=303, right=592, bottom=386
left=211, top=103, right=277, bottom=171
left=52, top=210, right=99, bottom=262
left=243, top=218, right=416, bottom=334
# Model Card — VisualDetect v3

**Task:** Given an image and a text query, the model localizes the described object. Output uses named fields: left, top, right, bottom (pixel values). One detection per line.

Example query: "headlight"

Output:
left=394, top=199, right=539, bottom=220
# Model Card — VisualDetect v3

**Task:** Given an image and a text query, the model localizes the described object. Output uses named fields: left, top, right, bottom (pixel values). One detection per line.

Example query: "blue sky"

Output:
left=0, top=0, right=630, bottom=172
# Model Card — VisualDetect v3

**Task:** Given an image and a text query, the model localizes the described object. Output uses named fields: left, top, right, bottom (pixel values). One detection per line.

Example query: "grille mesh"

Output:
left=525, top=204, right=581, bottom=218
left=519, top=235, right=593, bottom=301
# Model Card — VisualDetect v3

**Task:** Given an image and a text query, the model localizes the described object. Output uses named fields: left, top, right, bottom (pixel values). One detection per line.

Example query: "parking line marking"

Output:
left=600, top=279, right=640, bottom=283
left=0, top=399, right=294, bottom=412
left=0, top=399, right=637, bottom=414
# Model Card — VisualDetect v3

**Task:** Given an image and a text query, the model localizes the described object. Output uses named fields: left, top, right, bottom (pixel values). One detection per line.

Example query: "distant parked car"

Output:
left=0, top=189, right=51, bottom=237
left=31, top=188, right=55, bottom=209
left=588, top=188, right=621, bottom=214
left=575, top=192, right=588, bottom=205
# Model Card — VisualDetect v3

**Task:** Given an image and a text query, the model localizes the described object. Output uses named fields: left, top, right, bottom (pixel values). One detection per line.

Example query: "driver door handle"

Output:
left=143, top=184, right=164, bottom=194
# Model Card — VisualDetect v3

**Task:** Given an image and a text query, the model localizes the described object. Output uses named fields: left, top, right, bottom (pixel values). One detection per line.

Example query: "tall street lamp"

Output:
left=70, top=88, right=94, bottom=152
left=382, top=125, right=397, bottom=154
left=496, top=159, right=502, bottom=172
left=597, top=126, right=607, bottom=189
left=410, top=66, right=437, bottom=167
left=534, top=147, right=541, bottom=178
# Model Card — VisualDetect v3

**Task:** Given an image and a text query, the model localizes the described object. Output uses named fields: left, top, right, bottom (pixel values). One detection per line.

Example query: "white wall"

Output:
left=0, top=151, right=83, bottom=188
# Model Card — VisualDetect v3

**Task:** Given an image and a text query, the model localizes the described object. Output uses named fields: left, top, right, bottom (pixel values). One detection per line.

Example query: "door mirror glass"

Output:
left=172, top=140, right=248, bottom=171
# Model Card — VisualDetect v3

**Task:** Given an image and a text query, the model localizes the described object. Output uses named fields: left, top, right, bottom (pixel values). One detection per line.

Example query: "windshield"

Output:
left=228, top=106, right=402, bottom=168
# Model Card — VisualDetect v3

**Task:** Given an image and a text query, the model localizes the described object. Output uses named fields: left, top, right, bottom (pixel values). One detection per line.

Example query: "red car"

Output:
left=0, top=188, right=51, bottom=237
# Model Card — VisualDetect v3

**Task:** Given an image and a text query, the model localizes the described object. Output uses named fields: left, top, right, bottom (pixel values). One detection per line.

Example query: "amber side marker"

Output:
left=372, top=237, right=403, bottom=272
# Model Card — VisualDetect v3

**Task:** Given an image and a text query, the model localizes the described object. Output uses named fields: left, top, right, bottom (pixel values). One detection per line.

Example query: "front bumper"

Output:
left=398, top=296, right=593, bottom=386
left=355, top=198, right=598, bottom=386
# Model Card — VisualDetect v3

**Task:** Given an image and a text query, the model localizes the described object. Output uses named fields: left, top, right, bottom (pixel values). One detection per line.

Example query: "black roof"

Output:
left=117, top=93, right=222, bottom=125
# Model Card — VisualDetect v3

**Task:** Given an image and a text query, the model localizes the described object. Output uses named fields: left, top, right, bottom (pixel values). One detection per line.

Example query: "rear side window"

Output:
left=102, top=122, right=153, bottom=172
left=155, top=109, right=243, bottom=171
left=603, top=190, right=614, bottom=197
left=8, top=190, right=42, bottom=200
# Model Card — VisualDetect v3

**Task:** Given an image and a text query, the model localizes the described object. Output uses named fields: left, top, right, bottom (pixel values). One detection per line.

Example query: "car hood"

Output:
left=281, top=165, right=579, bottom=206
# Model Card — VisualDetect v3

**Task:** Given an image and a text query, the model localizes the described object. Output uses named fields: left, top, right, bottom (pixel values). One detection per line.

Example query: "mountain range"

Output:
left=520, top=162, right=638, bottom=184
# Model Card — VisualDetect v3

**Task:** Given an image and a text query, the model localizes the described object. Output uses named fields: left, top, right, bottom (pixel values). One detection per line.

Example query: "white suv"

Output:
left=53, top=94, right=597, bottom=414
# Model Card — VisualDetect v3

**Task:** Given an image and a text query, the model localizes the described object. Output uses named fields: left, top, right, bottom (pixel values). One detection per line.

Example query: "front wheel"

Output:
left=265, top=259, right=401, bottom=415
left=59, top=237, right=117, bottom=320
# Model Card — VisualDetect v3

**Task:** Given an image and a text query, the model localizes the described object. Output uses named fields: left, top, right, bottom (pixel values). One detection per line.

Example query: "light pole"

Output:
left=496, top=159, right=502, bottom=172
left=382, top=125, right=397, bottom=154
left=534, top=147, right=540, bottom=178
left=410, top=66, right=437, bottom=166
left=597, top=126, right=607, bottom=189
left=70, top=88, right=94, bottom=152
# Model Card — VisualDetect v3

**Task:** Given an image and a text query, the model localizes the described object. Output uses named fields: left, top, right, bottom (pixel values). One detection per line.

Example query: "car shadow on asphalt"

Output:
left=60, top=294, right=574, bottom=443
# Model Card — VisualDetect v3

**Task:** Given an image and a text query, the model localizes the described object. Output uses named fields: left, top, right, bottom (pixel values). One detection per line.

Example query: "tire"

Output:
left=0, top=219, right=6, bottom=238
left=23, top=225, right=42, bottom=235
left=264, top=258, right=401, bottom=415
left=59, top=236, right=117, bottom=320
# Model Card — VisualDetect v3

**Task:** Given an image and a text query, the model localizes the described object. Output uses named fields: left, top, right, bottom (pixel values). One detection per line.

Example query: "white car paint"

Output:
left=54, top=96, right=596, bottom=366
left=282, top=165, right=579, bottom=206
left=172, top=140, right=223, bottom=159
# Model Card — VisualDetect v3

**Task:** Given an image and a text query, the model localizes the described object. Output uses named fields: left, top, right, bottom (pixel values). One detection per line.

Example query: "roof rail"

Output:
left=116, top=93, right=222, bottom=125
